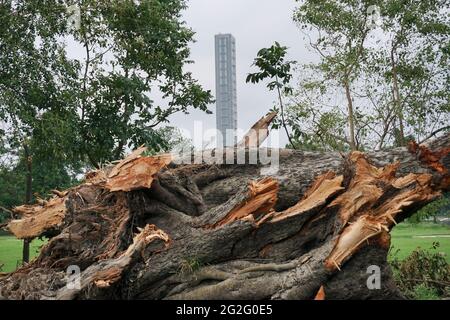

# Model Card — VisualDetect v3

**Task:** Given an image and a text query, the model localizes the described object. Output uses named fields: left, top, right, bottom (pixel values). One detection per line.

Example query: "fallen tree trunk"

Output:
left=0, top=118, right=449, bottom=300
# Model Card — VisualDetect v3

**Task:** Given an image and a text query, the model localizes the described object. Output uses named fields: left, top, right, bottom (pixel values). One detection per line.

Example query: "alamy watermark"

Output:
left=66, top=265, right=81, bottom=290
left=66, top=5, right=81, bottom=32
left=169, top=122, right=281, bottom=175
left=366, top=5, right=382, bottom=28
left=366, top=265, right=381, bottom=290
left=65, top=1, right=148, bottom=32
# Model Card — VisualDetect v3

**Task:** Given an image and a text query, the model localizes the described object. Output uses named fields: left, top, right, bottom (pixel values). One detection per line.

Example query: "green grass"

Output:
left=0, top=235, right=46, bottom=273
left=390, top=222, right=450, bottom=262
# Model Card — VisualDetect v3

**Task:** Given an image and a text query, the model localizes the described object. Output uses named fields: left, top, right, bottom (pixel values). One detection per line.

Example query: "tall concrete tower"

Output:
left=215, top=34, right=237, bottom=147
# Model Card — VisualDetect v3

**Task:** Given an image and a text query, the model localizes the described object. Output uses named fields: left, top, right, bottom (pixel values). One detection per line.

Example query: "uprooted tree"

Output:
left=0, top=113, right=449, bottom=300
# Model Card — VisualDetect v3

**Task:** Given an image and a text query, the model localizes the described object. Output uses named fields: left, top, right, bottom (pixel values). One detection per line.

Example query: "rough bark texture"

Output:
left=0, top=125, right=449, bottom=300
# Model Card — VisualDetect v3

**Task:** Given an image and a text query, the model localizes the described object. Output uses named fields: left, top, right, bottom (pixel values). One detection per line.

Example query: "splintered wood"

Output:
left=209, top=177, right=279, bottom=228
left=105, top=147, right=172, bottom=192
left=236, top=111, right=277, bottom=148
left=85, top=146, right=172, bottom=192
left=201, top=145, right=441, bottom=264
left=324, top=151, right=441, bottom=271
left=1, top=113, right=448, bottom=301
left=314, top=285, right=326, bottom=300
left=208, top=172, right=344, bottom=229
left=408, top=140, right=450, bottom=174
left=57, top=224, right=170, bottom=300
left=6, top=148, right=172, bottom=240
left=408, top=140, right=450, bottom=190
left=8, top=196, right=66, bottom=239
left=270, top=171, right=344, bottom=223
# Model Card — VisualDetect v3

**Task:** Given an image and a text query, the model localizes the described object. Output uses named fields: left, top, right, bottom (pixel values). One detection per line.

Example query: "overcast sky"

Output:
left=168, top=0, right=313, bottom=147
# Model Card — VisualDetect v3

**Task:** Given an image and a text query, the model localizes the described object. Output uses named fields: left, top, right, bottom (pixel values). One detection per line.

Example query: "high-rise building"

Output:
left=215, top=34, right=237, bottom=147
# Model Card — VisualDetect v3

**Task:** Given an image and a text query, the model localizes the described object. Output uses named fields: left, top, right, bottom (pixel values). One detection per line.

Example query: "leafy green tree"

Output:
left=0, top=0, right=85, bottom=203
left=0, top=0, right=213, bottom=261
left=293, top=0, right=373, bottom=151
left=70, top=0, right=213, bottom=167
left=0, top=0, right=213, bottom=189
left=288, top=0, right=449, bottom=151
left=377, top=0, right=450, bottom=145
left=0, top=0, right=213, bottom=197
left=246, top=42, right=296, bottom=148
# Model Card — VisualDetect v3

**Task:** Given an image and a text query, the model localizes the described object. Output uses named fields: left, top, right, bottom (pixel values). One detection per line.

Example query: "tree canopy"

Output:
left=255, top=0, right=450, bottom=152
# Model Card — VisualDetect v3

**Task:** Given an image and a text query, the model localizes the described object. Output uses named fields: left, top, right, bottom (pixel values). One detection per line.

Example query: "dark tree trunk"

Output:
left=22, top=143, right=33, bottom=264
left=1, top=130, right=448, bottom=300
left=22, top=240, right=30, bottom=265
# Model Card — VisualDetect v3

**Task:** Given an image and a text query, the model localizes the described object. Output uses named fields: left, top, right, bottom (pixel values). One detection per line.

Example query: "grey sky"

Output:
left=169, top=0, right=313, bottom=147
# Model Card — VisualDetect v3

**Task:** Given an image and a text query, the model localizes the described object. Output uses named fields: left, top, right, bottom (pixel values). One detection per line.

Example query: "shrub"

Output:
left=389, top=243, right=450, bottom=299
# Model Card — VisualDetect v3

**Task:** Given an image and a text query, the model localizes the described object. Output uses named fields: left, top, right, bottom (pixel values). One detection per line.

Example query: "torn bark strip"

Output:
left=205, top=177, right=278, bottom=229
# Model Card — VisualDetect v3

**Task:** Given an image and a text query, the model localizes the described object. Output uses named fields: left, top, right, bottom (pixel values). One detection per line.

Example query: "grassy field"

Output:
left=0, top=236, right=46, bottom=273
left=390, top=222, right=450, bottom=262
left=0, top=222, right=448, bottom=273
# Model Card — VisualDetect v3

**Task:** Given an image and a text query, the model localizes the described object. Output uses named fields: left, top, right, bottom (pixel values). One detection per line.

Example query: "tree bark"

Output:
left=22, top=142, right=33, bottom=264
left=1, top=129, right=448, bottom=300
left=390, top=46, right=405, bottom=146
left=344, top=79, right=357, bottom=151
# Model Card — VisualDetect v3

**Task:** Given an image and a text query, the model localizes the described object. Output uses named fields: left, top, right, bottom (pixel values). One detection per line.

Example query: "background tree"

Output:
left=293, top=0, right=373, bottom=151
left=377, top=0, right=450, bottom=146
left=0, top=0, right=213, bottom=262
left=0, top=0, right=212, bottom=197
left=0, top=0, right=81, bottom=262
left=70, top=0, right=213, bottom=167
left=246, top=42, right=296, bottom=148
left=286, top=0, right=449, bottom=151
